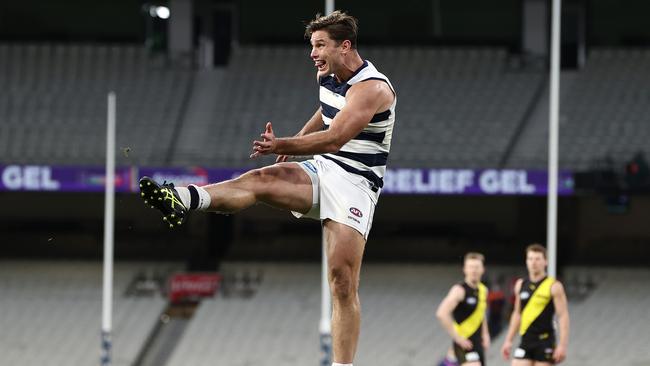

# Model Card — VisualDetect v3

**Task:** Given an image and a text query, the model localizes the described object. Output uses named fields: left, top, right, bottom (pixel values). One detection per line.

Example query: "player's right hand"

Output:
left=454, top=337, right=473, bottom=351
left=501, top=340, right=512, bottom=360
left=553, top=344, right=567, bottom=363
left=251, top=122, right=277, bottom=159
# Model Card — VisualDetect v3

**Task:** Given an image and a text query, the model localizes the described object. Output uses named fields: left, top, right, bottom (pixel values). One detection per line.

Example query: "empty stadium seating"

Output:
left=505, top=48, right=650, bottom=170
left=166, top=263, right=460, bottom=366
left=0, top=261, right=172, bottom=366
left=560, top=49, right=650, bottom=170
left=166, top=263, right=650, bottom=366
left=0, top=43, right=192, bottom=166
left=171, top=46, right=545, bottom=169
left=1, top=261, right=648, bottom=366
left=1, top=44, right=648, bottom=171
left=562, top=267, right=650, bottom=365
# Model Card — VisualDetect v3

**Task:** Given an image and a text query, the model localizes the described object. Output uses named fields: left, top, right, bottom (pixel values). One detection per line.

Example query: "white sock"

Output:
left=175, top=185, right=211, bottom=210
left=332, top=363, right=352, bottom=366
left=191, top=185, right=212, bottom=210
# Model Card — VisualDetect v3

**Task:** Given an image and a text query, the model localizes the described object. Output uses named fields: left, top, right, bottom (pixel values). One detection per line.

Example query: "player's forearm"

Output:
left=482, top=320, right=490, bottom=340
left=558, top=313, right=570, bottom=347
left=437, top=313, right=461, bottom=341
left=504, top=313, right=520, bottom=342
left=274, top=130, right=340, bottom=156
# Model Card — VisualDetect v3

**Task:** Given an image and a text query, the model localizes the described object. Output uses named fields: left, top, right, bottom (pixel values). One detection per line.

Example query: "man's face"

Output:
left=463, top=258, right=484, bottom=284
left=526, top=251, right=547, bottom=275
left=310, top=30, right=343, bottom=78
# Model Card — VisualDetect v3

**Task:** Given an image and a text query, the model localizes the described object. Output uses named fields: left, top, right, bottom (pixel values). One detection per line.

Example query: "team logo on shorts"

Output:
left=349, top=207, right=363, bottom=217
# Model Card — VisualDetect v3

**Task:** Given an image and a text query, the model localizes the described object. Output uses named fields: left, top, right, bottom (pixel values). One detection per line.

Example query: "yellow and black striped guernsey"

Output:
left=519, top=276, right=556, bottom=341
left=452, top=282, right=488, bottom=343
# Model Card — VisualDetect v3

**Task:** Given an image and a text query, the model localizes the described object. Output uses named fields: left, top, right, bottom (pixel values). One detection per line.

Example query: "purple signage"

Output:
left=138, top=166, right=245, bottom=188
left=0, top=165, right=574, bottom=195
left=0, top=165, right=134, bottom=192
left=382, top=169, right=574, bottom=195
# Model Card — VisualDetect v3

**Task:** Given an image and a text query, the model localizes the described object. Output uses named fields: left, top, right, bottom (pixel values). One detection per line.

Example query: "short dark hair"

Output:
left=464, top=252, right=485, bottom=263
left=526, top=243, right=547, bottom=259
left=305, top=11, right=358, bottom=49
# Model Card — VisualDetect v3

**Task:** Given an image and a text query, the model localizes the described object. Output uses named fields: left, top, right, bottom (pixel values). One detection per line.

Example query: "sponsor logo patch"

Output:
left=349, top=207, right=363, bottom=217
left=520, top=291, right=530, bottom=300
left=466, top=297, right=477, bottom=305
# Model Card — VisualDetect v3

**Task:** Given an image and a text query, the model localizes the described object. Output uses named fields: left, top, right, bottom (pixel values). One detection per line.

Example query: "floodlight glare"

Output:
left=155, top=6, right=170, bottom=19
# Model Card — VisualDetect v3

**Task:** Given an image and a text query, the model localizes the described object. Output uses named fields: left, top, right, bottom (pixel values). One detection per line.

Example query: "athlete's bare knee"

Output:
left=240, top=167, right=280, bottom=195
left=246, top=167, right=278, bottom=184
left=329, top=265, right=357, bottom=303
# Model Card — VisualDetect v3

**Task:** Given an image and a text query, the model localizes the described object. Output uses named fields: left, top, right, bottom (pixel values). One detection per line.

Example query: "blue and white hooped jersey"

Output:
left=316, top=60, right=396, bottom=194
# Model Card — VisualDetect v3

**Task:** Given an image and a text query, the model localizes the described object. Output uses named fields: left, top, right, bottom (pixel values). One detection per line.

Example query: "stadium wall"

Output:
left=1, top=192, right=648, bottom=265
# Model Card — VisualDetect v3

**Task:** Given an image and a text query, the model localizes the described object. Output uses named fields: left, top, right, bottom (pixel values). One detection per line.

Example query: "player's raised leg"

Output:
left=139, top=162, right=313, bottom=227
left=202, top=162, right=313, bottom=213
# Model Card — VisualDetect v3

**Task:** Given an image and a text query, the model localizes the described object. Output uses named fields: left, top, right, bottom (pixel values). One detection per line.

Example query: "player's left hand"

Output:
left=250, top=122, right=277, bottom=159
left=553, top=344, right=567, bottom=363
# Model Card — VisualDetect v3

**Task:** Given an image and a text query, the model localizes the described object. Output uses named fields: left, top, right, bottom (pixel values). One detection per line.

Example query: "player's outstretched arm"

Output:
left=501, top=279, right=523, bottom=360
left=436, top=285, right=473, bottom=350
left=251, top=80, right=392, bottom=158
left=552, top=281, right=570, bottom=363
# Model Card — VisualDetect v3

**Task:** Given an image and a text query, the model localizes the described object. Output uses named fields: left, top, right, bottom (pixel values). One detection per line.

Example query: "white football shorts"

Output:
left=292, top=156, right=378, bottom=240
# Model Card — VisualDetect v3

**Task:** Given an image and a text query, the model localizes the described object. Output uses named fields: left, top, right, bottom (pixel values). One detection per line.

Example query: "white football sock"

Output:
left=175, top=185, right=211, bottom=210
left=188, top=184, right=211, bottom=210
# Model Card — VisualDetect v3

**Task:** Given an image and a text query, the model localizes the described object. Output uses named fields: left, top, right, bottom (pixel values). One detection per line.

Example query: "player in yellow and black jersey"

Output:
left=437, top=252, right=490, bottom=365
left=501, top=244, right=570, bottom=365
